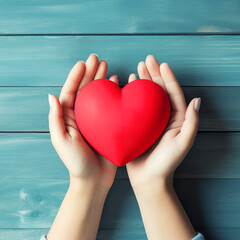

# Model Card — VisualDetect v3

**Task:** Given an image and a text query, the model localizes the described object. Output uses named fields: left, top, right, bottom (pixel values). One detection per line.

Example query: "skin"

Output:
left=47, top=54, right=119, bottom=240
left=126, top=55, right=200, bottom=240
left=47, top=54, right=200, bottom=240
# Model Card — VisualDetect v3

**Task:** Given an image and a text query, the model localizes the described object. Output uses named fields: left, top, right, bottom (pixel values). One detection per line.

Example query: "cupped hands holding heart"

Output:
left=48, top=53, right=200, bottom=190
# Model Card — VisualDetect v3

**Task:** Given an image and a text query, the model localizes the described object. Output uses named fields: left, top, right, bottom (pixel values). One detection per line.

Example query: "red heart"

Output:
left=74, top=79, right=171, bottom=166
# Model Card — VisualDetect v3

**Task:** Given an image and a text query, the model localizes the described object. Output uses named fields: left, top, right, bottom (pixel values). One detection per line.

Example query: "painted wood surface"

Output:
left=1, top=1, right=240, bottom=239
left=1, top=228, right=240, bottom=240
left=1, top=132, right=240, bottom=179
left=0, top=36, right=240, bottom=86
left=0, top=179, right=240, bottom=229
left=0, top=0, right=240, bottom=34
left=0, top=87, right=239, bottom=131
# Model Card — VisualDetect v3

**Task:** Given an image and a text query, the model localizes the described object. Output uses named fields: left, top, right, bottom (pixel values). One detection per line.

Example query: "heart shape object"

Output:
left=74, top=79, right=171, bottom=166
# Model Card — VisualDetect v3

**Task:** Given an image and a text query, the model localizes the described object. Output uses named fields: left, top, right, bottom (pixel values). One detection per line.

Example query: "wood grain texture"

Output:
left=0, top=2, right=239, bottom=239
left=0, top=36, right=240, bottom=86
left=0, top=0, right=240, bottom=34
left=0, top=179, right=239, bottom=229
left=1, top=228, right=240, bottom=240
left=0, top=87, right=239, bottom=131
left=1, top=132, right=240, bottom=179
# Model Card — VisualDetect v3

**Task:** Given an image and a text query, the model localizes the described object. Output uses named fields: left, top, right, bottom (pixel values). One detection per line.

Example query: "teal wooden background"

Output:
left=0, top=1, right=240, bottom=239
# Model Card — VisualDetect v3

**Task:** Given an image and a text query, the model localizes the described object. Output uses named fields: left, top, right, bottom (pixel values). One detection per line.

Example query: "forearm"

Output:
left=47, top=176, right=109, bottom=240
left=133, top=176, right=196, bottom=240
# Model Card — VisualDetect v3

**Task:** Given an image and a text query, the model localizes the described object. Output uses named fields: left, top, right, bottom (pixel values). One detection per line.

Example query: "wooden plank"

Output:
left=183, top=87, right=240, bottom=131
left=0, top=87, right=239, bottom=131
left=174, top=132, right=240, bottom=178
left=1, top=132, right=240, bottom=179
left=0, top=229, right=49, bottom=240
left=0, top=179, right=239, bottom=229
left=0, top=133, right=68, bottom=179
left=0, top=36, right=240, bottom=86
left=1, top=228, right=239, bottom=240
left=0, top=0, right=239, bottom=34
left=199, top=228, right=240, bottom=240
left=0, top=87, right=60, bottom=132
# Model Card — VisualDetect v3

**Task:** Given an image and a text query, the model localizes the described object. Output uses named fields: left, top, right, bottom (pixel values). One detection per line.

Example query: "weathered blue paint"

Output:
left=0, top=0, right=240, bottom=34
left=0, top=36, right=240, bottom=86
left=0, top=1, right=239, bottom=239
left=0, top=133, right=240, bottom=179
left=0, top=87, right=239, bottom=131
left=0, top=179, right=239, bottom=230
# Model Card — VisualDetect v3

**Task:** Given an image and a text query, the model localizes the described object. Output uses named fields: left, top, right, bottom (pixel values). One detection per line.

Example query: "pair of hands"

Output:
left=48, top=53, right=200, bottom=192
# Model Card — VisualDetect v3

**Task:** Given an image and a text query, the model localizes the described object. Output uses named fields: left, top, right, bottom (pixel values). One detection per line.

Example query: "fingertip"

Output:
left=48, top=94, right=66, bottom=142
left=109, top=75, right=119, bottom=84
left=145, top=54, right=157, bottom=64
left=50, top=94, right=59, bottom=102
left=69, top=61, right=86, bottom=80
left=92, top=53, right=98, bottom=57
left=194, top=97, right=201, bottom=112
left=160, top=62, right=169, bottom=73
left=91, top=53, right=98, bottom=59
left=137, top=61, right=145, bottom=69
left=76, top=60, right=85, bottom=65
left=74, top=60, right=86, bottom=70
left=187, top=98, right=200, bottom=116
left=146, top=54, right=154, bottom=59
left=100, top=59, right=108, bottom=67
left=186, top=98, right=200, bottom=128
left=86, top=53, right=99, bottom=64
left=48, top=94, right=59, bottom=108
left=128, top=73, right=137, bottom=83
left=93, top=59, right=108, bottom=80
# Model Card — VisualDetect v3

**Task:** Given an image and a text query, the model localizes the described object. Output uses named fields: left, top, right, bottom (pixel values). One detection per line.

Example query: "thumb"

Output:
left=175, top=97, right=201, bottom=153
left=48, top=94, right=67, bottom=146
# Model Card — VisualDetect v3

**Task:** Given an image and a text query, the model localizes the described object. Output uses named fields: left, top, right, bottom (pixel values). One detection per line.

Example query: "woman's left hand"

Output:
left=48, top=53, right=118, bottom=189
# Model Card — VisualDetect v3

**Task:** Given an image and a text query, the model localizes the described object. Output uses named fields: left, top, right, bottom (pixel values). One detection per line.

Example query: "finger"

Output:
left=175, top=97, right=201, bottom=153
left=48, top=94, right=68, bottom=146
left=145, top=55, right=167, bottom=91
left=109, top=75, right=119, bottom=85
left=128, top=73, right=138, bottom=83
left=76, top=54, right=99, bottom=96
left=94, top=59, right=108, bottom=80
left=137, top=61, right=152, bottom=80
left=160, top=63, right=187, bottom=113
left=59, top=61, right=86, bottom=109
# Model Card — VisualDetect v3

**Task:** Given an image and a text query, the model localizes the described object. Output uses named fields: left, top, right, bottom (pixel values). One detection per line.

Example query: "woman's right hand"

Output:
left=126, top=55, right=201, bottom=240
left=126, top=55, right=201, bottom=189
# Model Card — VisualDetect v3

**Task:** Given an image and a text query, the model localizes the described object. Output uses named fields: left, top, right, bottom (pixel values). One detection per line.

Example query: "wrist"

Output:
left=47, top=172, right=109, bottom=240
left=133, top=174, right=174, bottom=202
left=69, top=174, right=110, bottom=203
left=131, top=174, right=196, bottom=240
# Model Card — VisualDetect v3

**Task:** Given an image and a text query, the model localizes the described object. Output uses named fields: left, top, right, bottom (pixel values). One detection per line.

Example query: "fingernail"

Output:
left=74, top=60, right=84, bottom=69
left=194, top=97, right=201, bottom=112
left=48, top=94, right=53, bottom=107
left=109, top=75, right=118, bottom=80
left=148, top=54, right=154, bottom=59
left=92, top=53, right=98, bottom=57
